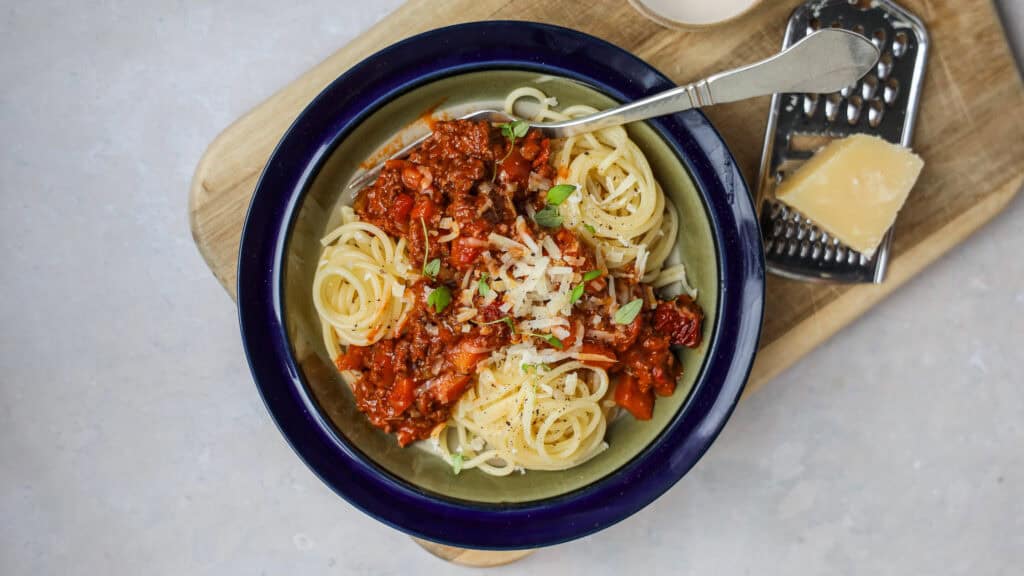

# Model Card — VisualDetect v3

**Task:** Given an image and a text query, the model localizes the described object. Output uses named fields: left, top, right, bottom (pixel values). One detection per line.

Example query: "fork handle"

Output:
left=536, top=29, right=878, bottom=138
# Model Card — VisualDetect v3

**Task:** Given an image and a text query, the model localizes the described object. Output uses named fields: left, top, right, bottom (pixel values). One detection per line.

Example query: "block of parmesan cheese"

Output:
left=775, top=134, right=924, bottom=256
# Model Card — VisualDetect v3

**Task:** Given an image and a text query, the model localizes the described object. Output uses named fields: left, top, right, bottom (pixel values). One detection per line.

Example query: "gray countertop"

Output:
left=2, top=2, right=1021, bottom=574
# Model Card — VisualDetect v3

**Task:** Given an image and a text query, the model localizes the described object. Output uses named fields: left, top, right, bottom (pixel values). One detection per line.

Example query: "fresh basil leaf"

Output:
left=511, top=119, right=529, bottom=138
left=583, top=223, right=596, bottom=234
left=478, top=273, right=490, bottom=297
left=545, top=334, right=564, bottom=349
left=533, top=205, right=562, bottom=228
left=614, top=298, right=645, bottom=325
left=569, top=283, right=585, bottom=305
left=546, top=184, right=576, bottom=205
left=427, top=285, right=451, bottom=314
left=583, top=269, right=602, bottom=282
left=451, top=453, right=463, bottom=475
left=502, top=317, right=515, bottom=331
left=423, top=258, right=441, bottom=278
left=522, top=362, right=552, bottom=375
left=500, top=123, right=514, bottom=140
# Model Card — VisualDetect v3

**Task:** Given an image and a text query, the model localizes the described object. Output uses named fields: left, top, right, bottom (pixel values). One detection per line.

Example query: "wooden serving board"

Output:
left=188, top=0, right=1023, bottom=564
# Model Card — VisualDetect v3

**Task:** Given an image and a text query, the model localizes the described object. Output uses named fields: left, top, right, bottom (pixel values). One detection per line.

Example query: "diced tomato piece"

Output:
left=431, top=373, right=472, bottom=405
left=614, top=374, right=654, bottom=420
left=335, top=346, right=367, bottom=371
left=447, top=338, right=490, bottom=374
left=450, top=236, right=485, bottom=270
left=410, top=197, right=437, bottom=223
left=388, top=376, right=416, bottom=415
left=654, top=295, right=704, bottom=348
left=612, top=315, right=642, bottom=352
left=580, top=342, right=617, bottom=369
left=401, top=166, right=423, bottom=190
left=392, top=193, right=414, bottom=223
left=499, top=148, right=531, bottom=188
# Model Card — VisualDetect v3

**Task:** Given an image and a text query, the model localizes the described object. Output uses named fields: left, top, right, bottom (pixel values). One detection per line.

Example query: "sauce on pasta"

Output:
left=314, top=91, right=703, bottom=474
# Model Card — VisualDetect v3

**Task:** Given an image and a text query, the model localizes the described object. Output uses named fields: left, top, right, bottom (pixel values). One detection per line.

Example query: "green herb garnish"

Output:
left=546, top=184, right=576, bottom=206
left=544, top=334, right=564, bottom=349
left=451, top=453, right=463, bottom=475
left=525, top=332, right=564, bottom=349
left=427, top=285, right=452, bottom=314
left=495, top=120, right=531, bottom=181
left=477, top=316, right=515, bottom=332
left=533, top=205, right=563, bottom=228
left=583, top=223, right=596, bottom=234
left=478, top=272, right=491, bottom=297
left=423, top=258, right=440, bottom=279
left=500, top=119, right=529, bottom=140
left=614, top=298, right=645, bottom=325
left=521, top=363, right=552, bottom=374
left=583, top=269, right=602, bottom=282
left=569, top=283, right=585, bottom=305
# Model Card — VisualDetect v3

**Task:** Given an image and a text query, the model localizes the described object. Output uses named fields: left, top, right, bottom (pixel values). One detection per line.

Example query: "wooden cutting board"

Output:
left=188, top=0, right=1024, bottom=565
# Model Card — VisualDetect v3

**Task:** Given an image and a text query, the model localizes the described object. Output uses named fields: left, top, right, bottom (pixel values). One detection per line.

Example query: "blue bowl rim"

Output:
left=237, top=20, right=765, bottom=550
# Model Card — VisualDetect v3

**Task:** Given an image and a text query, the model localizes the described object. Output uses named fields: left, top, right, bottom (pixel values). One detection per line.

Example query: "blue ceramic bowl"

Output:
left=238, top=21, right=764, bottom=549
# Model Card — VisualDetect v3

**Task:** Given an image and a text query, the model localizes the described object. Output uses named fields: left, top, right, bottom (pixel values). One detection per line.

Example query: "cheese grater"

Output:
left=756, top=0, right=929, bottom=283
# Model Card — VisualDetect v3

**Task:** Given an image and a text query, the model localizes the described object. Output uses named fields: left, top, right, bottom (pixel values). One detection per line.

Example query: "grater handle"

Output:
left=539, top=29, right=878, bottom=138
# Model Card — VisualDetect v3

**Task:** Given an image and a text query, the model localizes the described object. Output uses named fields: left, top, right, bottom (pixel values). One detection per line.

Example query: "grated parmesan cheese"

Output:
left=564, top=373, right=578, bottom=395
left=541, top=236, right=562, bottom=260
left=634, top=245, right=649, bottom=281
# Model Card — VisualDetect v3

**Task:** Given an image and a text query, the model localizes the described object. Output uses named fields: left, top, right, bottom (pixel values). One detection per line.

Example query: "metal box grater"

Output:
left=756, top=0, right=929, bottom=283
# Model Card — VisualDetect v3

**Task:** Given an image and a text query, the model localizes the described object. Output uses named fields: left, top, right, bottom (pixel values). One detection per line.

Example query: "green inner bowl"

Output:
left=281, top=70, right=719, bottom=504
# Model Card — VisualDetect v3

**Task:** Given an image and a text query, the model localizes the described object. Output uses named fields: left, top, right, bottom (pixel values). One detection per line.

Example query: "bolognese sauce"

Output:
left=338, top=119, right=703, bottom=446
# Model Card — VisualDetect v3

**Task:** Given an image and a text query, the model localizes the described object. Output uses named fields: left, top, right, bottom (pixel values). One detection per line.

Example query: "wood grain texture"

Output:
left=411, top=538, right=536, bottom=566
left=188, top=0, right=1024, bottom=564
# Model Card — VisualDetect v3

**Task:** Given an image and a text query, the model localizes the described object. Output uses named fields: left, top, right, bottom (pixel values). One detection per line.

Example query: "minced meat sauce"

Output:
left=338, top=120, right=703, bottom=445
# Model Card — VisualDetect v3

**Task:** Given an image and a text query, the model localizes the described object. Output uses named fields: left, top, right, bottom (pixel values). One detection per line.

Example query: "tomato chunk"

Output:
left=614, top=374, right=653, bottom=420
left=335, top=346, right=367, bottom=371
left=392, top=193, right=414, bottom=224
left=450, top=236, right=485, bottom=270
left=431, top=373, right=472, bottom=405
left=580, top=342, right=617, bottom=369
left=388, top=376, right=416, bottom=415
left=654, top=295, right=704, bottom=348
left=410, top=197, right=438, bottom=223
left=447, top=337, right=491, bottom=374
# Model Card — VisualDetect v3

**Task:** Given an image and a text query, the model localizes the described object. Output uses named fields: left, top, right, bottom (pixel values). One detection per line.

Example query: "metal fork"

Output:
left=347, top=28, right=878, bottom=192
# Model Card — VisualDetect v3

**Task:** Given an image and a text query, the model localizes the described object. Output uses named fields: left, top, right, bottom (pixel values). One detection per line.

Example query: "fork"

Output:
left=346, top=29, right=878, bottom=192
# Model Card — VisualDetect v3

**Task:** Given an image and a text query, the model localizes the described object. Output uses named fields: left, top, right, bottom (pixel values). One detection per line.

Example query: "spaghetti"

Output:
left=313, top=91, right=705, bottom=474
left=434, top=350, right=611, bottom=476
left=504, top=87, right=679, bottom=284
left=313, top=206, right=412, bottom=354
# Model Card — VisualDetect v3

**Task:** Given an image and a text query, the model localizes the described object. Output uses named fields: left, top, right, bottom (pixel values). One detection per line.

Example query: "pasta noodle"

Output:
left=313, top=206, right=413, bottom=354
left=504, top=87, right=679, bottom=284
left=311, top=89, right=705, bottom=476
left=433, top=350, right=611, bottom=476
